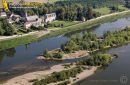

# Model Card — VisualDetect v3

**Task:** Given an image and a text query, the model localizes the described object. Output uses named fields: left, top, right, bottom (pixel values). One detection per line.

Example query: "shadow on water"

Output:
left=0, top=48, right=16, bottom=63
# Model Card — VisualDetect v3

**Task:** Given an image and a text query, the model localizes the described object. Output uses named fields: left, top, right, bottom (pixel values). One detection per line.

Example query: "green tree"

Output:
left=87, top=7, right=93, bottom=19
left=65, top=40, right=78, bottom=53
left=43, top=49, right=52, bottom=58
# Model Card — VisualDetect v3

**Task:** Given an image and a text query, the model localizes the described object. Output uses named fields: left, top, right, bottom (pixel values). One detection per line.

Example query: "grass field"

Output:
left=49, top=20, right=80, bottom=28
left=93, top=7, right=111, bottom=15
left=0, top=35, right=38, bottom=51
left=118, top=5, right=129, bottom=11
left=93, top=5, right=128, bottom=15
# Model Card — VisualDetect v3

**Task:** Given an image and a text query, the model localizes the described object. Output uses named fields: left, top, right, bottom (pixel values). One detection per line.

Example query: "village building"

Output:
left=8, top=13, right=21, bottom=23
left=0, top=0, right=56, bottom=29
left=44, top=13, right=56, bottom=23
left=24, top=12, right=56, bottom=29
left=24, top=12, right=44, bottom=29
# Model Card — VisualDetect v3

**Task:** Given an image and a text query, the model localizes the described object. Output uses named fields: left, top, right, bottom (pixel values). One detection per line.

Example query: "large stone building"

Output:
left=24, top=12, right=44, bottom=29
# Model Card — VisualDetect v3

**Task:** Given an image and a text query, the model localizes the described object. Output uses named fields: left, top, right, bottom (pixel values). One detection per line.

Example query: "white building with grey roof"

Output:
left=45, top=13, right=56, bottom=23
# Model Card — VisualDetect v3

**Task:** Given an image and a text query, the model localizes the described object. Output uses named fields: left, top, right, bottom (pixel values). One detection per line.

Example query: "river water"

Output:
left=75, top=44, right=130, bottom=85
left=0, top=16, right=130, bottom=82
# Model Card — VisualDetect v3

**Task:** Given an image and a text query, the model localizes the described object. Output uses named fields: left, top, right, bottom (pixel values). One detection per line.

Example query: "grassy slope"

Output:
left=118, top=5, right=129, bottom=10
left=49, top=20, right=80, bottom=29
left=0, top=34, right=38, bottom=50
left=93, top=5, right=128, bottom=15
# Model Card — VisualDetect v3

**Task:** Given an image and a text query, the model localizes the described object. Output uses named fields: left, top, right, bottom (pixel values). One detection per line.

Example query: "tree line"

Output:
left=10, top=0, right=125, bottom=21
left=62, top=27, right=130, bottom=53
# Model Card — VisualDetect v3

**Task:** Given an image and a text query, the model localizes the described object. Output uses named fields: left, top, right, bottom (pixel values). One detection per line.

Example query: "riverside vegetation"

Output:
left=43, top=27, right=130, bottom=59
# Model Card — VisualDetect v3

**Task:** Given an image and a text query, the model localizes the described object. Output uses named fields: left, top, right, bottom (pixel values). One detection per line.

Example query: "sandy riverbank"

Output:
left=70, top=67, right=97, bottom=85
left=2, top=64, right=97, bottom=85
left=2, top=50, right=96, bottom=85
left=37, top=50, right=89, bottom=61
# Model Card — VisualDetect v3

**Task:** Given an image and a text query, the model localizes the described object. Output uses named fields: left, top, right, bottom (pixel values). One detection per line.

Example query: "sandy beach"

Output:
left=2, top=63, right=97, bottom=85
left=63, top=50, right=89, bottom=59
left=37, top=50, right=89, bottom=61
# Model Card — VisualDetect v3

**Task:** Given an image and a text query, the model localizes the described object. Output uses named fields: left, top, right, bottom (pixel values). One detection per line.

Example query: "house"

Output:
left=24, top=12, right=57, bottom=29
left=24, top=12, right=44, bottom=29
left=44, top=13, right=56, bottom=23
left=8, top=13, right=21, bottom=23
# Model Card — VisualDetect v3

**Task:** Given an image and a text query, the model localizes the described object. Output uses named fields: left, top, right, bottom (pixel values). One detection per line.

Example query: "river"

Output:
left=75, top=44, right=130, bottom=85
left=0, top=16, right=130, bottom=81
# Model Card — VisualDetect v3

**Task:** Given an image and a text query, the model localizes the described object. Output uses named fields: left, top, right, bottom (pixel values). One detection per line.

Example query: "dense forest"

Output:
left=11, top=0, right=126, bottom=21
left=55, top=0, right=124, bottom=7
left=37, top=0, right=125, bottom=21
